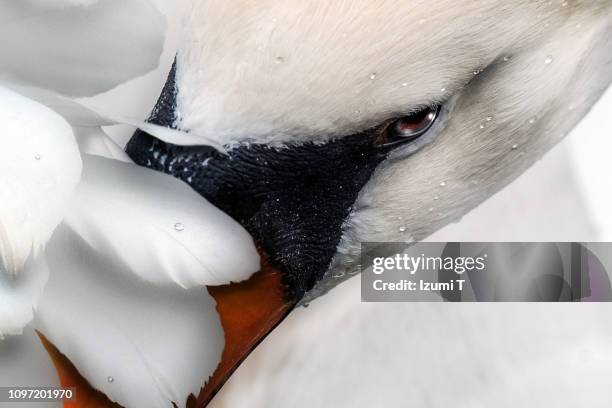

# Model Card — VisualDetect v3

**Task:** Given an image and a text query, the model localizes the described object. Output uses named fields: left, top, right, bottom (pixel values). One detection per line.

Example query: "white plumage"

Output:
left=1, top=1, right=611, bottom=407
left=0, top=87, right=81, bottom=277
left=65, top=154, right=259, bottom=288
left=167, top=0, right=612, bottom=298
left=0, top=2, right=260, bottom=407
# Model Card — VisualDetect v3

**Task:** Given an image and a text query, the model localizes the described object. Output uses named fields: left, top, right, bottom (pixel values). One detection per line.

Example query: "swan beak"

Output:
left=127, top=129, right=389, bottom=300
left=193, top=254, right=294, bottom=407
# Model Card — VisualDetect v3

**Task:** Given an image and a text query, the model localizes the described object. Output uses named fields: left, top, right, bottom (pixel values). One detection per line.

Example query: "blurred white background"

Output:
left=87, top=1, right=612, bottom=406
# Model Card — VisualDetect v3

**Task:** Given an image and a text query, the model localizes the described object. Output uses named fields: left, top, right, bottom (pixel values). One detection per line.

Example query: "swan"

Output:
left=0, top=1, right=610, bottom=408
left=124, top=1, right=611, bottom=405
left=128, top=1, right=612, bottom=301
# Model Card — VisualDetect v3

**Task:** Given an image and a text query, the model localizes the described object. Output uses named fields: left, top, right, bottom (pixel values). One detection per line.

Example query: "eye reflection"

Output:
left=375, top=106, right=440, bottom=147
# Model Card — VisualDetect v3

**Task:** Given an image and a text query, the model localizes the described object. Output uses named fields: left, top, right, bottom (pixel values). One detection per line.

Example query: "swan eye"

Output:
left=376, top=106, right=440, bottom=147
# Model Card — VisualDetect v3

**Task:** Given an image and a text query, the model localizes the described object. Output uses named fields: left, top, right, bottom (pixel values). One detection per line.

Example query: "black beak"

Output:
left=126, top=128, right=389, bottom=301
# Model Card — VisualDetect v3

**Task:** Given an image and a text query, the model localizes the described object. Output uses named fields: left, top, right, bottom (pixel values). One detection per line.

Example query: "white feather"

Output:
left=36, top=225, right=224, bottom=408
left=64, top=154, right=259, bottom=288
left=0, top=325, right=61, bottom=408
left=0, top=0, right=165, bottom=97
left=0, top=86, right=81, bottom=276
left=6, top=84, right=228, bottom=154
left=73, top=126, right=132, bottom=162
left=24, top=0, right=98, bottom=8
left=126, top=120, right=228, bottom=153
left=4, top=84, right=115, bottom=128
left=0, top=256, right=49, bottom=338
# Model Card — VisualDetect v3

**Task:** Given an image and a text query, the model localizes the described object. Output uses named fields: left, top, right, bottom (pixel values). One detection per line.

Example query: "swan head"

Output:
left=127, top=0, right=612, bottom=302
